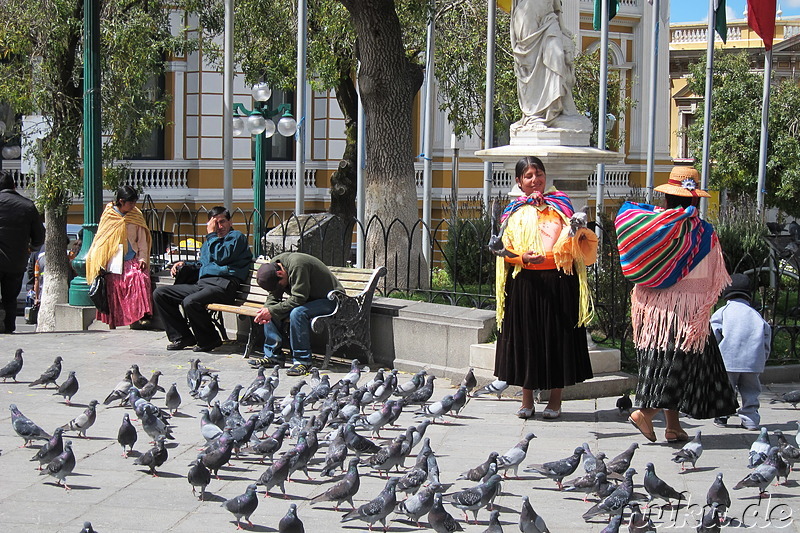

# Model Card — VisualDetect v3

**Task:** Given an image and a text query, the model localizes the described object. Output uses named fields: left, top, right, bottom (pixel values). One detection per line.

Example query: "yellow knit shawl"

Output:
left=85, top=203, right=151, bottom=283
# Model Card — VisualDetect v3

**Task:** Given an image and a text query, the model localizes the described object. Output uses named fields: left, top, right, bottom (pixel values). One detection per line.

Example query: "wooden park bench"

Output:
left=206, top=259, right=387, bottom=368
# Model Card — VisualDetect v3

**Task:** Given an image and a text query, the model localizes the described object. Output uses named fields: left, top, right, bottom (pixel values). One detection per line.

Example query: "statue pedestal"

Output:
left=475, top=144, right=623, bottom=211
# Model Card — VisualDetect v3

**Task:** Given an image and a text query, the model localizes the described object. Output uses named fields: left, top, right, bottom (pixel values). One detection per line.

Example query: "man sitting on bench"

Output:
left=251, top=252, right=342, bottom=376
left=153, top=206, right=252, bottom=352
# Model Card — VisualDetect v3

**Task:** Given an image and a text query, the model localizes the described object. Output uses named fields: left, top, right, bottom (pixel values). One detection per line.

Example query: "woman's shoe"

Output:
left=665, top=429, right=689, bottom=443
left=628, top=410, right=656, bottom=442
left=516, top=406, right=535, bottom=419
left=542, top=408, right=561, bottom=420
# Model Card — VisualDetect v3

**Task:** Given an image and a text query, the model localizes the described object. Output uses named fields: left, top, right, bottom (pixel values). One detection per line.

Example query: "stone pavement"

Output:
left=1, top=319, right=800, bottom=532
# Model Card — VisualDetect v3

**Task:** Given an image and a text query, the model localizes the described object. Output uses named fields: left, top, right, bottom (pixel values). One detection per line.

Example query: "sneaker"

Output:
left=249, top=356, right=285, bottom=368
left=286, top=363, right=310, bottom=377
left=713, top=417, right=728, bottom=428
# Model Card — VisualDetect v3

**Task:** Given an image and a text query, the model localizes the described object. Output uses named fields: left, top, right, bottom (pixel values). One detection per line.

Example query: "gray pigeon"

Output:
left=79, top=522, right=96, bottom=533
left=397, top=449, right=431, bottom=494
left=39, top=440, right=76, bottom=489
left=394, top=369, right=427, bottom=398
left=10, top=403, right=51, bottom=446
left=139, top=370, right=164, bottom=401
left=607, top=443, right=638, bottom=475
left=600, top=513, right=623, bottom=533
left=748, top=427, right=771, bottom=468
left=581, top=443, right=597, bottom=473
left=359, top=400, right=396, bottom=437
left=53, top=370, right=79, bottom=405
left=103, top=370, right=133, bottom=406
left=697, top=502, right=722, bottom=532
left=472, top=379, right=508, bottom=399
left=643, top=462, right=684, bottom=505
left=628, top=502, right=656, bottom=532
left=671, top=431, right=703, bottom=470
left=117, top=413, right=138, bottom=457
left=562, top=470, right=600, bottom=502
left=29, top=356, right=62, bottom=388
left=278, top=503, right=304, bottom=533
left=129, top=364, right=148, bottom=389
left=0, top=348, right=23, bottom=382
left=187, top=453, right=212, bottom=500
left=319, top=427, right=348, bottom=476
left=310, top=458, right=361, bottom=510
left=61, top=399, right=98, bottom=438
left=428, top=492, right=464, bottom=532
left=396, top=482, right=443, bottom=527
left=140, top=403, right=174, bottom=442
left=257, top=449, right=295, bottom=497
left=487, top=198, right=518, bottom=259
left=443, top=474, right=502, bottom=524
left=133, top=435, right=168, bottom=476
left=459, top=451, right=500, bottom=482
left=497, top=432, right=537, bottom=478
left=192, top=374, right=220, bottom=406
left=253, top=423, right=290, bottom=464
left=525, top=446, right=584, bottom=490
left=165, top=382, right=181, bottom=414
left=363, top=434, right=406, bottom=477
left=483, top=509, right=503, bottom=533
left=415, top=394, right=456, bottom=422
left=461, top=368, right=477, bottom=394
left=343, top=417, right=381, bottom=457
left=450, top=385, right=469, bottom=416
left=221, top=483, right=259, bottom=529
left=410, top=419, right=432, bottom=450
left=404, top=375, right=437, bottom=405
left=582, top=467, right=636, bottom=521
left=734, top=447, right=779, bottom=494
left=31, top=427, right=64, bottom=470
left=340, top=476, right=399, bottom=530
left=519, top=495, right=550, bottom=532
left=706, top=472, right=730, bottom=511
left=770, top=390, right=800, bottom=408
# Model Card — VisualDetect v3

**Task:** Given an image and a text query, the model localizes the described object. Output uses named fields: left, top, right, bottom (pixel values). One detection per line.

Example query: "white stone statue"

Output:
left=510, top=0, right=591, bottom=138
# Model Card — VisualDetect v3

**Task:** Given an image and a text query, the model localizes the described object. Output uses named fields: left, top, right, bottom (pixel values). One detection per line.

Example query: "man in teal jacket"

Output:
left=252, top=252, right=342, bottom=376
left=153, top=206, right=252, bottom=352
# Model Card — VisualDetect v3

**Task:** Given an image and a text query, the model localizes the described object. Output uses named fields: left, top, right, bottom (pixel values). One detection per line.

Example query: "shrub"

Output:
left=711, top=196, right=770, bottom=274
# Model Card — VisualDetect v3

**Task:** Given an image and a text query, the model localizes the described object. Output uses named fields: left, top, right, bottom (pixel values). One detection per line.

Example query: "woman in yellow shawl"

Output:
left=85, top=186, right=152, bottom=328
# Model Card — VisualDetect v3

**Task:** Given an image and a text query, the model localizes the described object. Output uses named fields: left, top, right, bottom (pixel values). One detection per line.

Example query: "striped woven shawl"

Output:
left=614, top=201, right=713, bottom=289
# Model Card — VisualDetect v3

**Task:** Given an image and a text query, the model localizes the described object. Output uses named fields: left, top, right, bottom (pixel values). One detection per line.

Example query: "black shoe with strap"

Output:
left=249, top=356, right=285, bottom=368
left=286, top=363, right=309, bottom=377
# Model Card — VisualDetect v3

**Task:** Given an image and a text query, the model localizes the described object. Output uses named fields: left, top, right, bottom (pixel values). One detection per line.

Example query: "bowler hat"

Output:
left=257, top=262, right=279, bottom=291
left=722, top=273, right=752, bottom=301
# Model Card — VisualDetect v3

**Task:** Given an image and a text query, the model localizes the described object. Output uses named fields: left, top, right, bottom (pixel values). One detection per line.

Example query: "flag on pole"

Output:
left=748, top=0, right=777, bottom=50
left=714, top=0, right=728, bottom=42
left=594, top=0, right=619, bottom=31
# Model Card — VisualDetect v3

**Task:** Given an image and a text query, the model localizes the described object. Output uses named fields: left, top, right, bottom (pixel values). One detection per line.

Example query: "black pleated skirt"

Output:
left=635, top=330, right=739, bottom=419
left=495, top=268, right=594, bottom=390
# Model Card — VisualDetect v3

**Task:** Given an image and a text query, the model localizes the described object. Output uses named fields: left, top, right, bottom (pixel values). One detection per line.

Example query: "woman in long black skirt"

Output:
left=494, top=157, right=597, bottom=419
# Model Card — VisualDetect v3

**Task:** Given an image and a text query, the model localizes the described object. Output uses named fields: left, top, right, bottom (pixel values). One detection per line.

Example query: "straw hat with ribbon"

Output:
left=654, top=166, right=710, bottom=198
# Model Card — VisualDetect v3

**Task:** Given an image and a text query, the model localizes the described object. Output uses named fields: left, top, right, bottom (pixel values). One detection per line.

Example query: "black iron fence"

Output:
left=139, top=197, right=800, bottom=365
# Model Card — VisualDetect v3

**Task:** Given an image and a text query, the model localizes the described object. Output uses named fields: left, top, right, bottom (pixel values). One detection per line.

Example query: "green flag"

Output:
left=715, top=0, right=728, bottom=42
left=593, top=0, right=619, bottom=31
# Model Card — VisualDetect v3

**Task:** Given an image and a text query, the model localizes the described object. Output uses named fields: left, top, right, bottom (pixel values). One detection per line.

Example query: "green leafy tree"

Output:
left=0, top=0, right=189, bottom=330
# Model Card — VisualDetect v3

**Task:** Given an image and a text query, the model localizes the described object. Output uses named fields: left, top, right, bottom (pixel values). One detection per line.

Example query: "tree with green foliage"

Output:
left=0, top=0, right=189, bottom=330
left=686, top=50, right=800, bottom=217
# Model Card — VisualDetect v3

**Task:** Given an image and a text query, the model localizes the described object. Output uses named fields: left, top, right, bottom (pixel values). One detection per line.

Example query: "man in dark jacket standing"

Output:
left=0, top=171, right=45, bottom=333
left=253, top=252, right=342, bottom=376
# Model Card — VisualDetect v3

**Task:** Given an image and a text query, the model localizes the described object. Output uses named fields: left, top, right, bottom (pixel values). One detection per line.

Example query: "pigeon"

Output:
left=310, top=458, right=362, bottom=510
left=397, top=449, right=431, bottom=494
left=428, top=492, right=464, bottom=532
left=222, top=483, right=259, bottom=530
left=164, top=382, right=181, bottom=414
left=31, top=427, right=64, bottom=470
left=140, top=403, right=174, bottom=442
left=458, top=451, right=499, bottom=482
left=258, top=449, right=295, bottom=497
left=40, top=440, right=76, bottom=489
left=497, top=432, right=536, bottom=478
left=487, top=198, right=518, bottom=258
left=607, top=443, right=638, bottom=475
left=202, top=432, right=235, bottom=479
left=396, top=482, right=443, bottom=526
left=483, top=509, right=504, bottom=533
left=706, top=472, right=731, bottom=511
left=29, top=356, right=63, bottom=388
left=252, top=423, right=290, bottom=464
left=340, top=476, right=399, bottom=531
left=209, top=400, right=225, bottom=429
left=472, top=379, right=508, bottom=399
left=593, top=472, right=618, bottom=500
left=771, top=390, right=800, bottom=408
left=133, top=435, right=168, bottom=476
left=403, top=375, right=437, bottom=405
left=192, top=374, right=220, bottom=406
left=117, top=413, right=138, bottom=457
left=79, top=522, right=96, bottom=533
left=341, top=359, right=366, bottom=387
left=643, top=462, right=684, bottom=506
left=616, top=392, right=632, bottom=416
left=748, top=427, right=771, bottom=468
left=697, top=501, right=722, bottom=532
left=221, top=384, right=245, bottom=414
left=363, top=435, right=406, bottom=477
left=10, top=403, right=51, bottom=446
left=188, top=453, right=212, bottom=500
left=775, top=430, right=800, bottom=469
left=443, top=474, right=502, bottom=524
left=187, top=358, right=212, bottom=392
left=600, top=514, right=623, bottom=533
left=139, top=370, right=164, bottom=401
left=582, top=467, right=636, bottom=521
left=425, top=440, right=441, bottom=484
left=320, top=426, right=348, bottom=476
left=394, top=370, right=427, bottom=398
left=242, top=366, right=266, bottom=399
left=415, top=394, right=455, bottom=422
left=561, top=470, right=601, bottom=502
left=278, top=503, right=304, bottom=533
left=772, top=449, right=792, bottom=484
left=129, top=364, right=149, bottom=388
left=286, top=431, right=313, bottom=481
left=525, top=446, right=584, bottom=490
left=410, top=419, right=432, bottom=450
left=519, top=495, right=550, bottom=532
left=671, top=431, right=703, bottom=471
left=303, top=374, right=331, bottom=407
left=343, top=417, right=382, bottom=457
left=628, top=502, right=656, bottom=532
left=767, top=221, right=785, bottom=235
left=53, top=370, right=79, bottom=405
left=0, top=348, right=23, bottom=382
left=735, top=447, right=780, bottom=494
left=360, top=400, right=396, bottom=437
left=103, top=370, right=133, bottom=405
left=461, top=368, right=477, bottom=394
left=580, top=443, right=598, bottom=473
left=450, top=385, right=469, bottom=416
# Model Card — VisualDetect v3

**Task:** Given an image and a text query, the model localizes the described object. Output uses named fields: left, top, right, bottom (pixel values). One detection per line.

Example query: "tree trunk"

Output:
left=36, top=208, right=72, bottom=332
left=328, top=72, right=358, bottom=220
left=338, top=0, right=427, bottom=289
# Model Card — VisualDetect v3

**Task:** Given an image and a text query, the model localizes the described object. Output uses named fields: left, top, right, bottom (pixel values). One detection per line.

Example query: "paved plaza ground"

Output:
left=1, top=318, right=800, bottom=532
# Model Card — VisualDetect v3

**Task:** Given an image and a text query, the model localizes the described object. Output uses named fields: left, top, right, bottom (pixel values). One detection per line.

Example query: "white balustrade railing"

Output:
left=587, top=170, right=631, bottom=192
left=784, top=25, right=800, bottom=39
left=671, top=26, right=742, bottom=43
left=264, top=167, right=316, bottom=188
left=124, top=165, right=188, bottom=189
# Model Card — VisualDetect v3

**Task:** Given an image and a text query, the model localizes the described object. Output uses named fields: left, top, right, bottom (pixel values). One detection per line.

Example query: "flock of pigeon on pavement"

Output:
left=3, top=346, right=800, bottom=532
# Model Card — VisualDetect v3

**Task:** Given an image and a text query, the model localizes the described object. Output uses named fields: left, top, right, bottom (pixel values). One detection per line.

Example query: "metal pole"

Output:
left=253, top=125, right=266, bottom=258
left=483, top=0, right=497, bottom=209
left=645, top=0, right=660, bottom=204
left=356, top=74, right=365, bottom=268
left=294, top=0, right=307, bottom=215
left=594, top=0, right=609, bottom=224
left=451, top=135, right=459, bottom=219
left=421, top=5, right=435, bottom=265
left=700, top=0, right=716, bottom=217
left=756, top=48, right=772, bottom=216
left=69, top=0, right=102, bottom=305
left=223, top=0, right=234, bottom=210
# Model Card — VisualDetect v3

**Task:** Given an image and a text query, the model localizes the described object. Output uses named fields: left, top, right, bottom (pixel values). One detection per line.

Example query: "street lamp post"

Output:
left=232, top=83, right=297, bottom=258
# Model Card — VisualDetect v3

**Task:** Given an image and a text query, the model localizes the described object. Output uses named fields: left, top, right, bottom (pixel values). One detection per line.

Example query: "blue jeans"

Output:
left=263, top=298, right=336, bottom=364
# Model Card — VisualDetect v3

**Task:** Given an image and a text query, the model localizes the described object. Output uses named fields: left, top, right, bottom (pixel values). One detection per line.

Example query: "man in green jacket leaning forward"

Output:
left=252, top=252, right=342, bottom=376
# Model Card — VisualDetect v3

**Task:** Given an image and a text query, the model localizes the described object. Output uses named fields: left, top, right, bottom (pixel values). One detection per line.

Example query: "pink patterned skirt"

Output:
left=96, top=259, right=153, bottom=327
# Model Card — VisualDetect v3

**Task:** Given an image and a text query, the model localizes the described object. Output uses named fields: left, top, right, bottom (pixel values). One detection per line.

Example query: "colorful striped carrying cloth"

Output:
left=500, top=190, right=575, bottom=223
left=614, top=201, right=713, bottom=289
